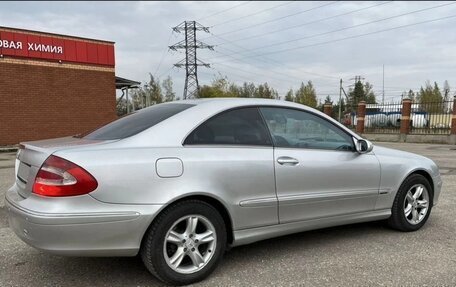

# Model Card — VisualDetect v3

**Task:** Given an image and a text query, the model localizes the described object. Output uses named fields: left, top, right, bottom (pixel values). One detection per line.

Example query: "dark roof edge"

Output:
left=116, top=76, right=141, bottom=88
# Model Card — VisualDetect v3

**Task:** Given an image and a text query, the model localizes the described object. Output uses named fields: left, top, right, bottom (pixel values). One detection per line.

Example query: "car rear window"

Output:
left=83, top=103, right=195, bottom=140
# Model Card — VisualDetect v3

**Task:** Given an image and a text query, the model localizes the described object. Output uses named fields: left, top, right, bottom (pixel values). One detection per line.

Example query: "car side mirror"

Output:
left=353, top=138, right=373, bottom=154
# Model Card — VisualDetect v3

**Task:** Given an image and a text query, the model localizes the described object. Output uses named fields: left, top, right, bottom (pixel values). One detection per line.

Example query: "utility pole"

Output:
left=169, top=21, right=214, bottom=99
left=350, top=75, right=365, bottom=85
left=339, top=79, right=342, bottom=122
left=125, top=88, right=129, bottom=114
left=382, top=64, right=385, bottom=105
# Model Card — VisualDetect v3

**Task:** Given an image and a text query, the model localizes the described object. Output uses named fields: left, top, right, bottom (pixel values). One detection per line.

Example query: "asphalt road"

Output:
left=0, top=142, right=455, bottom=286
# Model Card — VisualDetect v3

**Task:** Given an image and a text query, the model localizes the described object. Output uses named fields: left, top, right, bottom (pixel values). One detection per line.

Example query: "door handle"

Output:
left=277, top=156, right=299, bottom=165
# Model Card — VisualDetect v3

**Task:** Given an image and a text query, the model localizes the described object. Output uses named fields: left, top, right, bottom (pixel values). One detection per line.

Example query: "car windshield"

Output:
left=82, top=103, right=195, bottom=140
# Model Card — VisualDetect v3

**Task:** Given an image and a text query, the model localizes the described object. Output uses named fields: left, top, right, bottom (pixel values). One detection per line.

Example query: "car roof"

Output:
left=178, top=97, right=294, bottom=105
left=119, top=98, right=360, bottom=148
left=174, top=97, right=316, bottom=111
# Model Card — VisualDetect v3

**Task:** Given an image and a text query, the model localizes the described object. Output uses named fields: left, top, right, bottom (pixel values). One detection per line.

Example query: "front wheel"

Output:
left=141, top=200, right=227, bottom=285
left=388, top=174, right=433, bottom=231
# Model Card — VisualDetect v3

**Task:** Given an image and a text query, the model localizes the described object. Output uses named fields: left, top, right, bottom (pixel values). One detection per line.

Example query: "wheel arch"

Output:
left=403, top=169, right=434, bottom=197
left=140, top=194, right=235, bottom=248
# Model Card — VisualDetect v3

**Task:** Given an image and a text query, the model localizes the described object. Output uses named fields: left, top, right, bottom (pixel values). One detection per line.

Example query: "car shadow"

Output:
left=219, top=220, right=389, bottom=266
left=18, top=221, right=393, bottom=286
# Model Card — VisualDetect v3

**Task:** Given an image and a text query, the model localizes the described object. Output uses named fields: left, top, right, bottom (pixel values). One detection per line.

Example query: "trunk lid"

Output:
left=15, top=136, right=113, bottom=198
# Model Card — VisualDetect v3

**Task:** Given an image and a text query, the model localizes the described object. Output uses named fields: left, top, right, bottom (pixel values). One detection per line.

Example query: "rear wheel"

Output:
left=141, top=200, right=226, bottom=285
left=388, top=174, right=433, bottom=231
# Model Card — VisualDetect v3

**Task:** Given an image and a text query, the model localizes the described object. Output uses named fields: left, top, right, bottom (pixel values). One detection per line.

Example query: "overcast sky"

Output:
left=1, top=1, right=456, bottom=102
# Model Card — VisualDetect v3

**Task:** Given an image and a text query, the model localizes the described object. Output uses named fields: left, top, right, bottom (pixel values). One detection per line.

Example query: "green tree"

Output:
left=284, top=88, right=294, bottom=102
left=162, top=76, right=176, bottom=102
left=198, top=76, right=229, bottom=98
left=348, top=81, right=364, bottom=107
left=324, top=95, right=332, bottom=104
left=145, top=73, right=163, bottom=104
left=418, top=81, right=443, bottom=103
left=130, top=87, right=146, bottom=110
left=402, top=89, right=415, bottom=101
left=433, top=82, right=442, bottom=100
left=255, top=83, right=275, bottom=98
left=239, top=82, right=256, bottom=98
left=364, top=82, right=376, bottom=104
left=198, top=75, right=279, bottom=99
left=417, top=81, right=444, bottom=113
left=226, top=83, right=241, bottom=98
left=348, top=80, right=377, bottom=107
left=116, top=97, right=132, bottom=116
left=198, top=85, right=217, bottom=98
left=348, top=80, right=364, bottom=107
left=272, top=88, right=279, bottom=99
left=295, top=81, right=317, bottom=108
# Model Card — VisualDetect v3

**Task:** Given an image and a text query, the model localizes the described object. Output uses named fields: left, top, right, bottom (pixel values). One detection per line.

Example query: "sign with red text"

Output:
left=0, top=29, right=115, bottom=67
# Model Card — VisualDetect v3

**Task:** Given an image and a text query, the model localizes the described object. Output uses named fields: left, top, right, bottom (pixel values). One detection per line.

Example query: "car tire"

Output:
left=388, top=174, right=433, bottom=232
left=140, top=200, right=227, bottom=286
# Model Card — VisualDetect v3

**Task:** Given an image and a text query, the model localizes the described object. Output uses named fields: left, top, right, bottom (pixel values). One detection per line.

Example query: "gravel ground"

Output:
left=0, top=142, right=455, bottom=287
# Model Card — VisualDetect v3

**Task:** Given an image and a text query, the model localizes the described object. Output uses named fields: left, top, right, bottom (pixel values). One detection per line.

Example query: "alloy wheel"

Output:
left=163, top=215, right=217, bottom=274
left=403, top=184, right=430, bottom=225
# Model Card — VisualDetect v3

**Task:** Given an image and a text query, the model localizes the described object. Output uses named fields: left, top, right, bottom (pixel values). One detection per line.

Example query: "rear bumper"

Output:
left=5, top=185, right=163, bottom=256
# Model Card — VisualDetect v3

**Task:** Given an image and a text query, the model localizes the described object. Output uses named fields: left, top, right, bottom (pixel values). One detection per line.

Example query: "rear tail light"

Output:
left=32, top=155, right=98, bottom=197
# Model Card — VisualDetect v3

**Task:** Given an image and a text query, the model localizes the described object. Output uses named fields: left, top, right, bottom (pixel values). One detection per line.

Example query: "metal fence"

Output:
left=410, top=101, right=454, bottom=135
left=364, top=102, right=402, bottom=134
left=341, top=100, right=454, bottom=135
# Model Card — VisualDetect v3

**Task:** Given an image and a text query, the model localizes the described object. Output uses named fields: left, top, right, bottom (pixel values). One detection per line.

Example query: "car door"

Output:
left=183, top=107, right=278, bottom=229
left=259, top=107, right=381, bottom=224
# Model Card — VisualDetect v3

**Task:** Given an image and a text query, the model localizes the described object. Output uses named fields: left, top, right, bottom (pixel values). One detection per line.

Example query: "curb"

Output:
left=0, top=146, right=18, bottom=153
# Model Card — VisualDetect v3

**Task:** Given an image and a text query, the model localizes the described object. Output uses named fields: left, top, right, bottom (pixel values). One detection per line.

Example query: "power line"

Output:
left=211, top=1, right=456, bottom=60
left=211, top=42, right=340, bottom=81
left=207, top=60, right=340, bottom=98
left=212, top=1, right=338, bottom=37
left=197, top=64, right=347, bottom=100
left=210, top=1, right=392, bottom=45
left=161, top=57, right=338, bottom=98
left=158, top=65, right=176, bottom=79
left=154, top=31, right=174, bottom=77
left=212, top=42, right=338, bottom=81
left=158, top=40, right=338, bottom=87
left=194, top=38, right=342, bottom=99
left=157, top=49, right=185, bottom=79
left=212, top=12, right=456, bottom=63
left=194, top=44, right=341, bottom=98
left=201, top=1, right=396, bottom=92
left=196, top=1, right=252, bottom=21
left=210, top=1, right=296, bottom=27
left=205, top=58, right=334, bottom=90
left=211, top=60, right=310, bottom=87
left=205, top=29, right=340, bottom=80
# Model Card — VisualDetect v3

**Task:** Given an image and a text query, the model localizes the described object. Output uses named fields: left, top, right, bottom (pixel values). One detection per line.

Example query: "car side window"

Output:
left=184, top=107, right=272, bottom=146
left=259, top=107, right=354, bottom=151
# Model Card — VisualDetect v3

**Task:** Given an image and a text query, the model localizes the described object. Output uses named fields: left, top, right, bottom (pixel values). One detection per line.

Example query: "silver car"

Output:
left=6, top=98, right=442, bottom=285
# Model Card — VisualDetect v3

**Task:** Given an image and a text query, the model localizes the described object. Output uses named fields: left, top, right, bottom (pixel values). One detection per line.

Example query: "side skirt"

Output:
left=232, top=209, right=391, bottom=247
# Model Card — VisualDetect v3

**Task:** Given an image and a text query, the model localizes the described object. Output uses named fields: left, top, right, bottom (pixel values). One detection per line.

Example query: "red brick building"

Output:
left=0, top=26, right=117, bottom=145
